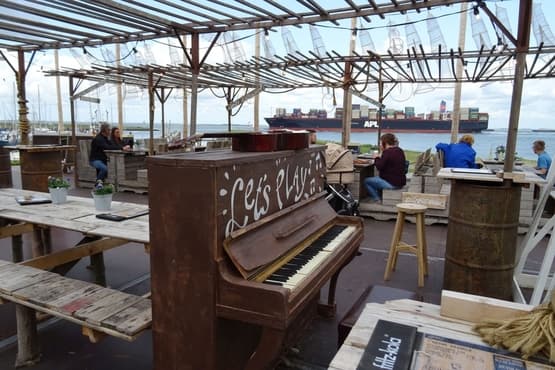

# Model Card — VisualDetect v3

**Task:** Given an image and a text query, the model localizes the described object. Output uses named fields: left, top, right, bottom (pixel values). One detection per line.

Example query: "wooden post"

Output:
left=450, top=2, right=468, bottom=144
left=17, top=50, right=30, bottom=145
left=227, top=87, right=232, bottom=131
left=182, top=35, right=189, bottom=139
left=254, top=30, right=260, bottom=131
left=504, top=0, right=533, bottom=173
left=115, top=44, right=124, bottom=132
left=341, top=61, right=352, bottom=148
left=54, top=49, right=64, bottom=133
left=15, top=305, right=40, bottom=368
left=69, top=77, right=78, bottom=187
left=190, top=33, right=199, bottom=135
left=377, top=79, right=384, bottom=149
left=160, top=88, right=166, bottom=138
left=148, top=71, right=155, bottom=155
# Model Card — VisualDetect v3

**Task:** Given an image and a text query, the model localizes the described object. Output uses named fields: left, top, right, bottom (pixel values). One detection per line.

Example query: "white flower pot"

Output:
left=49, top=187, right=68, bottom=204
left=92, top=192, right=113, bottom=211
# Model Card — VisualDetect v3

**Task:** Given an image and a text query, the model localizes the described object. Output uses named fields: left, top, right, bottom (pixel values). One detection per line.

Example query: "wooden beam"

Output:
left=440, top=290, right=532, bottom=323
left=0, top=222, right=34, bottom=239
left=20, top=237, right=128, bottom=270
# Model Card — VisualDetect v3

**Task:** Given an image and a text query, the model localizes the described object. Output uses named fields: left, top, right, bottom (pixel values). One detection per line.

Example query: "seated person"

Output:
left=110, top=127, right=131, bottom=150
left=436, top=134, right=479, bottom=168
left=533, top=140, right=552, bottom=179
left=90, top=123, right=125, bottom=182
left=364, top=133, right=407, bottom=202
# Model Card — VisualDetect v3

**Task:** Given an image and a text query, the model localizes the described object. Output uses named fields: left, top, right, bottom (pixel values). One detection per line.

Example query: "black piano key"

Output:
left=265, top=280, right=283, bottom=286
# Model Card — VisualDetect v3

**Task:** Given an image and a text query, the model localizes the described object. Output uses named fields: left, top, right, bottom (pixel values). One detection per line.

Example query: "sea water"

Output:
left=128, top=124, right=553, bottom=161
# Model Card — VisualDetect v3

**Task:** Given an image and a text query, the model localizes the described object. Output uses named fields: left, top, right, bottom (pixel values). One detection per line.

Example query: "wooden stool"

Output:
left=384, top=203, right=428, bottom=287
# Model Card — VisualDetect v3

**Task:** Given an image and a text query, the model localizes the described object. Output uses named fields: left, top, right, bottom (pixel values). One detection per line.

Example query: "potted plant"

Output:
left=91, top=181, right=114, bottom=211
left=47, top=176, right=70, bottom=204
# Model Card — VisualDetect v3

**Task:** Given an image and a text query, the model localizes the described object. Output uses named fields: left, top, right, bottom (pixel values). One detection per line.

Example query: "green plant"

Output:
left=48, top=176, right=70, bottom=189
left=92, top=182, right=114, bottom=195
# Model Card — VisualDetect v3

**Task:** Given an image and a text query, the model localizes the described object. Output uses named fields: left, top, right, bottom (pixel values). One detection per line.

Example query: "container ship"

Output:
left=265, top=101, right=488, bottom=133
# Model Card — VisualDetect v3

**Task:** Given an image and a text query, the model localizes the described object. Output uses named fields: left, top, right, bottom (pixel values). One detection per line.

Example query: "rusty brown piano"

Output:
left=148, top=144, right=363, bottom=370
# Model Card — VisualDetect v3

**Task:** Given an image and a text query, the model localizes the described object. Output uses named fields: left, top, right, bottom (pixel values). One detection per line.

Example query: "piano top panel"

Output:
left=147, top=145, right=325, bottom=168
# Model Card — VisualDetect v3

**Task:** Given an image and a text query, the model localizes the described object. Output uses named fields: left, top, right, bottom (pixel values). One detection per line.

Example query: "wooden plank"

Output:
left=21, top=237, right=128, bottom=270
left=0, top=291, right=140, bottom=342
left=74, top=291, right=142, bottom=326
left=0, top=269, right=57, bottom=294
left=45, top=285, right=113, bottom=315
left=440, top=290, right=532, bottom=323
left=101, top=299, right=152, bottom=335
left=12, top=275, right=90, bottom=306
left=402, top=192, right=448, bottom=210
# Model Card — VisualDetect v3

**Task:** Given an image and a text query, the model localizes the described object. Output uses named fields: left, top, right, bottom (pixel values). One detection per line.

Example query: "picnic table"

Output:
left=0, top=188, right=150, bottom=366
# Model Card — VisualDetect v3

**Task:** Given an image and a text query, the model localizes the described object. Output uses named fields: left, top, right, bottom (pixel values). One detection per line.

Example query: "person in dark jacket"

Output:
left=364, top=133, right=407, bottom=202
left=435, top=134, right=478, bottom=168
left=89, top=123, right=122, bottom=182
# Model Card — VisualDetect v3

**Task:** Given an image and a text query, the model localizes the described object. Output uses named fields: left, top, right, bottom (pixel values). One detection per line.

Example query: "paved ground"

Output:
left=0, top=166, right=548, bottom=369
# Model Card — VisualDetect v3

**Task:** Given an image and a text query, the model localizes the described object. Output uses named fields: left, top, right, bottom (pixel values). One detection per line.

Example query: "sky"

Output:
left=1, top=0, right=555, bottom=131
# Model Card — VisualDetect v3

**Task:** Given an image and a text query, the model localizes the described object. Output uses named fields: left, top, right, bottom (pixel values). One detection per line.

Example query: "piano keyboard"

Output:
left=264, top=224, right=356, bottom=289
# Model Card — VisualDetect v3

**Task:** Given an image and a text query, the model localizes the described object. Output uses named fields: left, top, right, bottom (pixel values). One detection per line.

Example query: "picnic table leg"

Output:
left=90, top=252, right=106, bottom=286
left=14, top=305, right=41, bottom=368
left=14, top=224, right=42, bottom=367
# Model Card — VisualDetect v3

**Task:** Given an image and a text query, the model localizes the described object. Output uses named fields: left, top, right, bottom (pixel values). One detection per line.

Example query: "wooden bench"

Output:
left=337, top=285, right=418, bottom=348
left=0, top=259, right=151, bottom=343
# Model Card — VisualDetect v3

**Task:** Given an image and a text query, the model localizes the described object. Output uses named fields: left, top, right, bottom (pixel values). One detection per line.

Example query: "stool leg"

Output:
left=417, top=213, right=429, bottom=276
left=390, top=212, right=405, bottom=271
left=416, top=213, right=425, bottom=287
left=384, top=211, right=405, bottom=281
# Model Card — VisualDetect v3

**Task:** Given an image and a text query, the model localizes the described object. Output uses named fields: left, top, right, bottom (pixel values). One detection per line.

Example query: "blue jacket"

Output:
left=436, top=142, right=478, bottom=168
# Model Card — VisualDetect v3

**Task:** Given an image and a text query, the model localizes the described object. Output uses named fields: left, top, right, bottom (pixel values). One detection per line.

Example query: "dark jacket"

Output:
left=436, top=142, right=477, bottom=168
left=89, top=133, right=121, bottom=164
left=374, top=146, right=407, bottom=187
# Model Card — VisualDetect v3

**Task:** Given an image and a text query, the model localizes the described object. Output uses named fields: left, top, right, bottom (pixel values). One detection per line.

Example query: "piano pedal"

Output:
left=317, top=302, right=336, bottom=318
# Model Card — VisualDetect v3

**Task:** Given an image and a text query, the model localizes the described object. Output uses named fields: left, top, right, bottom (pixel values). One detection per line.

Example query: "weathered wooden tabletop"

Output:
left=0, top=188, right=149, bottom=244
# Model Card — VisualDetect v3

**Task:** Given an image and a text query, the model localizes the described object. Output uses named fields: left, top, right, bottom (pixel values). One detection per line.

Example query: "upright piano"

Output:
left=148, top=146, right=363, bottom=370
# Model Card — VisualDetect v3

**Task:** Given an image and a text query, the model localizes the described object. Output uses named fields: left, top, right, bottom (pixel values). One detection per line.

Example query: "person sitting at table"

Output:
left=533, top=140, right=552, bottom=179
left=110, top=127, right=131, bottom=150
left=435, top=134, right=479, bottom=168
left=89, top=123, right=124, bottom=183
left=364, top=133, right=407, bottom=203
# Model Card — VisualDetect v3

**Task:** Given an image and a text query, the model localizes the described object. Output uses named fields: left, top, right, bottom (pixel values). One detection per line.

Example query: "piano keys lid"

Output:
left=223, top=195, right=337, bottom=280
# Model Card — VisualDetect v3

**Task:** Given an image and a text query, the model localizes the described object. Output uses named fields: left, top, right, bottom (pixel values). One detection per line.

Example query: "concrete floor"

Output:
left=0, top=166, right=548, bottom=369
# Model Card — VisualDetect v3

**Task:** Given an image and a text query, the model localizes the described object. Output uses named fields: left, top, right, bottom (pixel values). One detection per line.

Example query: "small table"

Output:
left=353, top=160, right=374, bottom=200
left=5, top=145, right=76, bottom=192
left=104, top=149, right=148, bottom=191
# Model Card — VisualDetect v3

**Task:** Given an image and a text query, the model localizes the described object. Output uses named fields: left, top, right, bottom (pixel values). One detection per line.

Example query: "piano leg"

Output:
left=245, top=327, right=285, bottom=370
left=318, top=249, right=359, bottom=318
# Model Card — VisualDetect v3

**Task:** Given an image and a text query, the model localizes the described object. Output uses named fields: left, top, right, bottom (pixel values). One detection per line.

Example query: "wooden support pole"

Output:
left=148, top=71, right=155, bottom=155
left=69, top=76, right=78, bottom=187
left=160, top=88, right=166, bottom=138
left=341, top=61, right=352, bottom=148
left=17, top=50, right=30, bottom=145
left=54, top=49, right=64, bottom=133
left=450, top=2, right=468, bottom=144
left=190, top=33, right=200, bottom=135
left=504, top=0, right=533, bottom=173
left=116, top=43, right=124, bottom=132
left=254, top=29, right=260, bottom=131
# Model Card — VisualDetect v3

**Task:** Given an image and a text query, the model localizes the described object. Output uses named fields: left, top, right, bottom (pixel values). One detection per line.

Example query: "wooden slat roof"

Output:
left=0, top=0, right=473, bottom=51
left=44, top=45, right=555, bottom=90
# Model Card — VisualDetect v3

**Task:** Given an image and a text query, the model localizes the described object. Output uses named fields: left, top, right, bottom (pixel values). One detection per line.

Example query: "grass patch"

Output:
left=10, top=160, right=19, bottom=166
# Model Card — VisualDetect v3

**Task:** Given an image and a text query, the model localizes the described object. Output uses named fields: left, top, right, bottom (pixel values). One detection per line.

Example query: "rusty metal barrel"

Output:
left=443, top=180, right=521, bottom=300
left=20, top=149, right=63, bottom=192
left=0, top=146, right=12, bottom=188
